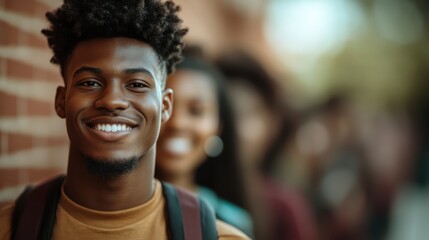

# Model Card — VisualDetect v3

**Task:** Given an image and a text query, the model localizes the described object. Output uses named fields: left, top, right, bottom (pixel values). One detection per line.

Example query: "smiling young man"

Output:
left=0, top=0, right=249, bottom=239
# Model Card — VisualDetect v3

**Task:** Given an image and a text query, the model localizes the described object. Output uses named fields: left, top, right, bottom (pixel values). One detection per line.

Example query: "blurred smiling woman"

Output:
left=155, top=47, right=252, bottom=236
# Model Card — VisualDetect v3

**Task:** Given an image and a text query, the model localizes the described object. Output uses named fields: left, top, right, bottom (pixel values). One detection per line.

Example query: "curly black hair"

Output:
left=42, top=0, right=188, bottom=83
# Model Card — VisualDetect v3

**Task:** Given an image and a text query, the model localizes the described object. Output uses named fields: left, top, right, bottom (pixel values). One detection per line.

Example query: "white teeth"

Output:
left=112, top=125, right=118, bottom=132
left=93, top=124, right=132, bottom=132
left=164, top=137, right=192, bottom=155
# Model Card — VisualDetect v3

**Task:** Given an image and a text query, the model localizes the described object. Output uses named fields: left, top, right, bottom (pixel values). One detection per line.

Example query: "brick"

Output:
left=5, top=59, right=60, bottom=83
left=26, top=98, right=55, bottom=115
left=32, top=63, right=62, bottom=84
left=34, top=1, right=60, bottom=19
left=0, top=21, right=46, bottom=47
left=0, top=21, right=6, bottom=38
left=0, top=59, right=5, bottom=74
left=0, top=91, right=17, bottom=116
left=0, top=21, right=47, bottom=47
left=0, top=167, right=64, bottom=188
left=0, top=132, right=7, bottom=155
left=5, top=58, right=33, bottom=79
left=7, top=132, right=32, bottom=153
left=0, top=91, right=56, bottom=117
left=0, top=58, right=4, bottom=75
left=4, top=0, right=51, bottom=18
left=0, top=21, right=20, bottom=46
left=6, top=132, right=68, bottom=153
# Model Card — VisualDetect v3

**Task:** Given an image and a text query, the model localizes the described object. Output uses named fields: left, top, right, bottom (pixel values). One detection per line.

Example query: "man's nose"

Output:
left=94, top=82, right=129, bottom=111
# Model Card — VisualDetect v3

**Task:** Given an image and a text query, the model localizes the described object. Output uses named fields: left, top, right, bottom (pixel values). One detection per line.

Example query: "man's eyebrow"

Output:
left=124, top=68, right=155, bottom=79
left=73, top=66, right=102, bottom=77
left=72, top=67, right=156, bottom=80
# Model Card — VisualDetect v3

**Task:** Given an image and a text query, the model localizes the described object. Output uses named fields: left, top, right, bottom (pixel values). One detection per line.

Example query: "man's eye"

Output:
left=127, top=81, right=148, bottom=89
left=79, top=80, right=101, bottom=87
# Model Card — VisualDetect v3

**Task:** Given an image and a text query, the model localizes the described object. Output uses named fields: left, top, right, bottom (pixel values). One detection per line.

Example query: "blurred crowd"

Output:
left=163, top=1, right=429, bottom=239
left=157, top=37, right=428, bottom=239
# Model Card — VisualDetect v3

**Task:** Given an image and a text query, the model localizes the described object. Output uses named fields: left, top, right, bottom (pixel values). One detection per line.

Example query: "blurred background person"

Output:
left=216, top=51, right=318, bottom=240
left=215, top=50, right=283, bottom=176
left=280, top=95, right=371, bottom=240
left=155, top=47, right=252, bottom=236
left=385, top=56, right=429, bottom=240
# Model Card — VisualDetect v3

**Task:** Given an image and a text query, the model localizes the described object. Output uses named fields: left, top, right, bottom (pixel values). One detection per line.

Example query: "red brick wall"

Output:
left=0, top=0, right=68, bottom=205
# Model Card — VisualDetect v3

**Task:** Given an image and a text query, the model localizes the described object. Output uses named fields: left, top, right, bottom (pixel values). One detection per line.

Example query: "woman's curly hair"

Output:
left=42, top=0, right=188, bottom=81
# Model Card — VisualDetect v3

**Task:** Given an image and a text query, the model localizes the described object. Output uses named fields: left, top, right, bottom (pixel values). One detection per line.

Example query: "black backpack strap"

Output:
left=175, top=186, right=202, bottom=240
left=11, top=175, right=65, bottom=240
left=198, top=198, right=217, bottom=240
left=11, top=185, right=34, bottom=239
left=163, top=182, right=185, bottom=240
left=162, top=182, right=217, bottom=240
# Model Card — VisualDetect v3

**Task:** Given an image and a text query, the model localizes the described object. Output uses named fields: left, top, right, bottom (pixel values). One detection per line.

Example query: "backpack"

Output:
left=10, top=175, right=217, bottom=240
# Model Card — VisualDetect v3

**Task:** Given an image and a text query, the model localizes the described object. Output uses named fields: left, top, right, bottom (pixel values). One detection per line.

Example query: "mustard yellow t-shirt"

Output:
left=0, top=180, right=249, bottom=240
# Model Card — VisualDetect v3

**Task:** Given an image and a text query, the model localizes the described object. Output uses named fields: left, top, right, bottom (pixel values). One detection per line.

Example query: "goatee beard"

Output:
left=84, top=156, right=140, bottom=179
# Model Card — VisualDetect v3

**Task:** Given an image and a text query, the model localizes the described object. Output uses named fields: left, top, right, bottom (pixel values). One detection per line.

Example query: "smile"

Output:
left=85, top=116, right=139, bottom=141
left=86, top=123, right=136, bottom=142
left=92, top=123, right=133, bottom=132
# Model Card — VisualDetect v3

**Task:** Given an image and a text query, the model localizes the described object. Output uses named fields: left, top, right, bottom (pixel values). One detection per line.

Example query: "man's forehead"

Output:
left=67, top=37, right=164, bottom=82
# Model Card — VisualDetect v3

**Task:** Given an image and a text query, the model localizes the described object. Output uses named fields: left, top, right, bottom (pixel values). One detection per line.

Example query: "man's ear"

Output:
left=55, top=86, right=66, bottom=118
left=161, top=88, right=173, bottom=123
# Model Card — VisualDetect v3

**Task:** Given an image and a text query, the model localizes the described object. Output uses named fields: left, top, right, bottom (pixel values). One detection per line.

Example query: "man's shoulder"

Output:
left=216, top=220, right=251, bottom=240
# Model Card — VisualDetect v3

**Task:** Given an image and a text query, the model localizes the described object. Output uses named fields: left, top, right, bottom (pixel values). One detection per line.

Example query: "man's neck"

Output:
left=64, top=150, right=156, bottom=211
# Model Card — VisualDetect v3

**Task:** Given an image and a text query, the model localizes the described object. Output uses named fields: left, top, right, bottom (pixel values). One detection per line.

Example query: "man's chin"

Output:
left=84, top=156, right=140, bottom=179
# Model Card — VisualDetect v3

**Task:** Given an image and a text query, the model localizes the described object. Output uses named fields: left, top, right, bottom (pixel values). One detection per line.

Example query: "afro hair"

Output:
left=42, top=0, right=188, bottom=81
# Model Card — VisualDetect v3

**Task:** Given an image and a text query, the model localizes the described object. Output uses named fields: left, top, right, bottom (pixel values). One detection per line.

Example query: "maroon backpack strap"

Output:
left=12, top=175, right=65, bottom=240
left=175, top=187, right=203, bottom=240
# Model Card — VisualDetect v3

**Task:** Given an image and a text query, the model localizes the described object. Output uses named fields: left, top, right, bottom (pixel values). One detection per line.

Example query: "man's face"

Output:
left=55, top=37, right=172, bottom=166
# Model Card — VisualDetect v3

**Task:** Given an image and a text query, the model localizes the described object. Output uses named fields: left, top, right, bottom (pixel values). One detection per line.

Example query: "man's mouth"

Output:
left=85, top=117, right=139, bottom=141
left=90, top=123, right=133, bottom=132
